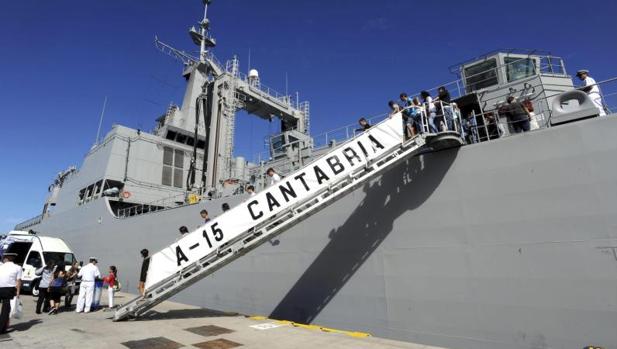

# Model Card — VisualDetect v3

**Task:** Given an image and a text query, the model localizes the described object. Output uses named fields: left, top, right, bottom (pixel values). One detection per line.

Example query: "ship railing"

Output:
left=115, top=191, right=198, bottom=219
left=463, top=76, right=617, bottom=143
left=248, top=111, right=389, bottom=164
left=14, top=214, right=44, bottom=231
left=232, top=69, right=302, bottom=109
left=205, top=52, right=224, bottom=72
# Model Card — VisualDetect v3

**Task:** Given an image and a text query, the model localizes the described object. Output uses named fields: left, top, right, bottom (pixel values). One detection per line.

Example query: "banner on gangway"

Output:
left=145, top=114, right=404, bottom=289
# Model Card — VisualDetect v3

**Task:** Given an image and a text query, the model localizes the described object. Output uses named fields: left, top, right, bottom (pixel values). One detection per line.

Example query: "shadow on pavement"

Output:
left=11, top=319, right=43, bottom=332
left=138, top=308, right=238, bottom=320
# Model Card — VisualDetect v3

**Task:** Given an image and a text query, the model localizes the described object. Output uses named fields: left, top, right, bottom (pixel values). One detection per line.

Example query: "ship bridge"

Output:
left=151, top=1, right=310, bottom=194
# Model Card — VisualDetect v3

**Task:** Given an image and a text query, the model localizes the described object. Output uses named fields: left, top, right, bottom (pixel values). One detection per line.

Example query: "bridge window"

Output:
left=505, top=57, right=536, bottom=82
left=162, top=147, right=184, bottom=188
left=464, top=58, right=498, bottom=92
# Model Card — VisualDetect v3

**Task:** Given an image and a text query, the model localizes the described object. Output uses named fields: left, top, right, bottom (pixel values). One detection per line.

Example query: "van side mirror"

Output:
left=79, top=261, right=83, bottom=267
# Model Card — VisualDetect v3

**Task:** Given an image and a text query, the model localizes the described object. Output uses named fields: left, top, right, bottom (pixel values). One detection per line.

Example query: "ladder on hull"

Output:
left=114, top=117, right=461, bottom=321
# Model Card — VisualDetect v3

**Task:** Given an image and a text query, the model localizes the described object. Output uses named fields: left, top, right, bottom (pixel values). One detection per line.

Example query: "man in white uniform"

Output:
left=576, top=69, right=606, bottom=116
left=76, top=257, right=101, bottom=313
left=0, top=252, right=22, bottom=334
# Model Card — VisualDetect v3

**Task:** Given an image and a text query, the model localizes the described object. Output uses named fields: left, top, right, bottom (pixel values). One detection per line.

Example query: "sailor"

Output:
left=576, top=69, right=606, bottom=116
left=266, top=168, right=281, bottom=186
left=0, top=252, right=22, bottom=334
left=75, top=257, right=101, bottom=313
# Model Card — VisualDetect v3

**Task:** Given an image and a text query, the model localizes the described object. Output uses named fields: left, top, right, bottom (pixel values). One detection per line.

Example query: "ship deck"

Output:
left=2, top=293, right=446, bottom=349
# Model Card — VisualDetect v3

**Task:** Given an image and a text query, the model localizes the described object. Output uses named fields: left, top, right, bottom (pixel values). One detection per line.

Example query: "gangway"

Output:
left=114, top=114, right=462, bottom=321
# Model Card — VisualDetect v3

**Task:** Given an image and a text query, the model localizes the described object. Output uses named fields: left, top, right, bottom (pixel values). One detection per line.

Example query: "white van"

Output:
left=0, top=230, right=78, bottom=296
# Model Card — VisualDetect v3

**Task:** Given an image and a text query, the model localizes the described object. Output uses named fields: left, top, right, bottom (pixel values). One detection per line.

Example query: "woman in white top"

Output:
left=421, top=91, right=438, bottom=133
left=266, top=168, right=281, bottom=186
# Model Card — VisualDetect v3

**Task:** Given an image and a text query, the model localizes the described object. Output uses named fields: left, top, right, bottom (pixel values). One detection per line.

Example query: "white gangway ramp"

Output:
left=114, top=114, right=431, bottom=321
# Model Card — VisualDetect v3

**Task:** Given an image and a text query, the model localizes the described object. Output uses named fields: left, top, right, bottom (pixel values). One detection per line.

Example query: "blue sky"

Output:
left=1, top=0, right=616, bottom=231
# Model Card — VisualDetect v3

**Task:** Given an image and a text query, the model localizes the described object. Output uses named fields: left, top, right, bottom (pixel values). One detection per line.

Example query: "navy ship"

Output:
left=13, top=2, right=617, bottom=348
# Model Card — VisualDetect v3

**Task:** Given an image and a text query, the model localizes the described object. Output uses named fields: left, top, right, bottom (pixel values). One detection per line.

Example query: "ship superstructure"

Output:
left=12, top=2, right=617, bottom=349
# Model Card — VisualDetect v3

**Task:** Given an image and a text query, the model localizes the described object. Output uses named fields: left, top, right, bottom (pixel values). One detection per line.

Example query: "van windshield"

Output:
left=43, top=252, right=75, bottom=267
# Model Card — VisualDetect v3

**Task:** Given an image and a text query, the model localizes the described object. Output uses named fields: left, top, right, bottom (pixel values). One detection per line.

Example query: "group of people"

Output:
left=33, top=259, right=80, bottom=315
left=361, top=86, right=456, bottom=140
left=365, top=69, right=608, bottom=142
left=0, top=252, right=119, bottom=334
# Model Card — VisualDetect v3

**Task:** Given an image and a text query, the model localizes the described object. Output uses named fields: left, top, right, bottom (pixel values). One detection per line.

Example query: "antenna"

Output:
left=248, top=48, right=251, bottom=72
left=199, top=0, right=213, bottom=62
left=95, top=96, right=108, bottom=146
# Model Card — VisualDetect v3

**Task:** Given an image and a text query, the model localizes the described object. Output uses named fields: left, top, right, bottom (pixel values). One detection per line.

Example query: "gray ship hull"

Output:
left=29, top=116, right=617, bottom=349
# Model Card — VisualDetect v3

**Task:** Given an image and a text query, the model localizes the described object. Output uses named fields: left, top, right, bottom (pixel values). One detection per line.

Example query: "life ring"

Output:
left=122, top=191, right=131, bottom=199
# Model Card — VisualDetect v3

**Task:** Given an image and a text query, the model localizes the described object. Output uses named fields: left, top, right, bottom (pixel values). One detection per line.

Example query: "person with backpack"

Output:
left=48, top=269, right=66, bottom=315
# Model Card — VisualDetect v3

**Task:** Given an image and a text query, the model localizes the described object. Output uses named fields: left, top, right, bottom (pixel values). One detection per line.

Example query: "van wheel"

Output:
left=32, top=280, right=40, bottom=297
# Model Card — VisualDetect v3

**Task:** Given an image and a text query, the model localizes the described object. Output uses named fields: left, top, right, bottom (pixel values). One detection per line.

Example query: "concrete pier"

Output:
left=2, top=293, right=446, bottom=349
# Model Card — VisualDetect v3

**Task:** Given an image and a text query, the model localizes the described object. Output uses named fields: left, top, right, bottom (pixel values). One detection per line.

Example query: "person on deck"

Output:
left=266, top=168, right=281, bottom=186
left=434, top=86, right=454, bottom=131
left=357, top=117, right=372, bottom=132
left=503, top=96, right=531, bottom=133
left=399, top=93, right=422, bottom=136
left=0, top=253, right=22, bottom=334
left=178, top=226, right=189, bottom=236
left=200, top=209, right=211, bottom=223
left=246, top=185, right=256, bottom=196
left=420, top=91, right=438, bottom=133
left=75, top=257, right=101, bottom=313
left=576, top=69, right=606, bottom=116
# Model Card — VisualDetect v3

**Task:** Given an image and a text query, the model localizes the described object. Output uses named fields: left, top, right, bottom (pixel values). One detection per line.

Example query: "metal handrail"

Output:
left=115, top=191, right=197, bottom=219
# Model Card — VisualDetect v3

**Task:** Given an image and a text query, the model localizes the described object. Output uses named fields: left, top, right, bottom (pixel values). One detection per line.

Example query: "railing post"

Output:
left=456, top=80, right=462, bottom=98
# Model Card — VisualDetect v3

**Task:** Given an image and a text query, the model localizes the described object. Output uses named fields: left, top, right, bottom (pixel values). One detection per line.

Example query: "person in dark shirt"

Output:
left=503, top=96, right=531, bottom=133
left=222, top=203, right=230, bottom=212
left=357, top=117, right=371, bottom=132
left=48, top=269, right=66, bottom=315
left=435, top=86, right=451, bottom=103
left=138, top=249, right=149, bottom=296
left=178, top=226, right=189, bottom=236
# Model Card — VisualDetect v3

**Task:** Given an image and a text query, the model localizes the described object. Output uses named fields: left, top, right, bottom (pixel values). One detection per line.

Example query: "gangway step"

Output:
left=114, top=115, right=462, bottom=321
